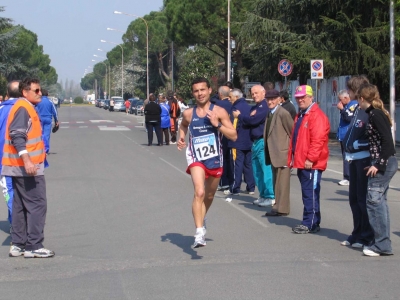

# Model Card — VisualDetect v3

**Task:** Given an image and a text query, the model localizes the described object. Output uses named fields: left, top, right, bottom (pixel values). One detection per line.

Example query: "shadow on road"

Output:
left=161, top=233, right=211, bottom=260
left=0, top=221, right=11, bottom=246
left=393, top=231, right=400, bottom=238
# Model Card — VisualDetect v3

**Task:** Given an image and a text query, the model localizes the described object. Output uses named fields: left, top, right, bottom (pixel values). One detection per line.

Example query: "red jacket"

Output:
left=288, top=103, right=330, bottom=171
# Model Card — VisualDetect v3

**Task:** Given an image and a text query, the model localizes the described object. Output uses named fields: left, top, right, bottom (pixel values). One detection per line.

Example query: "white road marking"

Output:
left=79, top=126, right=88, bottom=128
left=76, top=121, right=84, bottom=124
left=60, top=126, right=69, bottom=129
left=98, top=126, right=130, bottom=131
left=61, top=122, right=69, bottom=124
left=90, top=120, right=114, bottom=123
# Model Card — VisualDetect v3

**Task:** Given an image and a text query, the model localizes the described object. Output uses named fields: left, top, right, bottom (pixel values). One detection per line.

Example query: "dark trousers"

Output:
left=170, top=118, right=178, bottom=142
left=161, top=128, right=170, bottom=145
left=340, top=141, right=350, bottom=180
left=11, top=176, right=47, bottom=251
left=297, top=169, right=322, bottom=230
left=146, top=121, right=162, bottom=145
left=109, top=106, right=114, bottom=111
left=230, top=149, right=255, bottom=193
left=219, top=140, right=234, bottom=188
left=348, top=157, right=374, bottom=245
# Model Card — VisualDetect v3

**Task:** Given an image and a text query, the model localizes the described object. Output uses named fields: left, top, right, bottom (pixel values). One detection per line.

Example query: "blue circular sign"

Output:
left=278, top=59, right=293, bottom=76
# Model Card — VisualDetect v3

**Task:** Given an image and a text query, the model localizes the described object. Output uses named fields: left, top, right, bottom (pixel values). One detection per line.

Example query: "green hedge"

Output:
left=74, top=96, right=83, bottom=104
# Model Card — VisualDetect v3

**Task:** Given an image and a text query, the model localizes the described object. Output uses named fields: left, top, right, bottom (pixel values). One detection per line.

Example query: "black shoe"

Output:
left=264, top=211, right=288, bottom=217
left=309, top=225, right=320, bottom=233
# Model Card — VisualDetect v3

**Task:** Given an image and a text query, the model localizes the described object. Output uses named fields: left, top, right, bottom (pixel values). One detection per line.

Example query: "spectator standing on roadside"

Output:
left=289, top=85, right=330, bottom=234
left=214, top=86, right=234, bottom=193
left=109, top=98, right=114, bottom=112
left=144, top=94, right=162, bottom=146
left=357, top=84, right=397, bottom=257
left=263, top=82, right=274, bottom=92
left=125, top=99, right=130, bottom=114
left=159, top=94, right=170, bottom=145
left=35, top=89, right=59, bottom=154
left=336, top=89, right=358, bottom=186
left=0, top=81, right=21, bottom=232
left=168, top=90, right=180, bottom=144
left=341, top=75, right=374, bottom=249
left=279, top=90, right=297, bottom=120
left=232, top=85, right=275, bottom=207
left=4, top=77, right=54, bottom=258
left=226, top=88, right=255, bottom=195
left=263, top=89, right=294, bottom=216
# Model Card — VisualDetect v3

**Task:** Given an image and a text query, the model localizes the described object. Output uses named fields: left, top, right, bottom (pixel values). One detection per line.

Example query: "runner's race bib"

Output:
left=193, top=133, right=217, bottom=161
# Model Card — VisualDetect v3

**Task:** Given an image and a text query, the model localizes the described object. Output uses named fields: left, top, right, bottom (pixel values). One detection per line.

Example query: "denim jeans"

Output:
left=367, top=156, right=398, bottom=254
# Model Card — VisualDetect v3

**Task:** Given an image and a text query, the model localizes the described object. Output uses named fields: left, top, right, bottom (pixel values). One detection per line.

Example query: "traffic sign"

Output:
left=278, top=59, right=293, bottom=77
left=311, top=59, right=324, bottom=79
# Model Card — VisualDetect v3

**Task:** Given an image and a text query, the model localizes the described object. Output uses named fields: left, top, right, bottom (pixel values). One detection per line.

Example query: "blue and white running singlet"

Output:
left=186, top=104, right=223, bottom=169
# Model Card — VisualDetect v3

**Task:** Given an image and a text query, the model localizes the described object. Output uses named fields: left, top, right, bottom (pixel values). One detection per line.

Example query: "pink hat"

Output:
left=294, top=85, right=313, bottom=97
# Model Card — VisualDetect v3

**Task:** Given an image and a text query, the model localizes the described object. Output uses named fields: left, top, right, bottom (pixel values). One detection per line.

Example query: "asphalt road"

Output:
left=0, top=106, right=399, bottom=300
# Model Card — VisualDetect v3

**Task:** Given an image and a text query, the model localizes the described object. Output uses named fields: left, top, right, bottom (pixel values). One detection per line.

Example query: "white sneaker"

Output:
left=253, top=197, right=264, bottom=205
left=258, top=198, right=275, bottom=207
left=363, top=247, right=380, bottom=257
left=247, top=191, right=255, bottom=195
left=338, top=179, right=350, bottom=186
left=340, top=240, right=351, bottom=246
left=9, top=245, right=25, bottom=257
left=192, top=231, right=206, bottom=248
left=24, top=248, right=55, bottom=258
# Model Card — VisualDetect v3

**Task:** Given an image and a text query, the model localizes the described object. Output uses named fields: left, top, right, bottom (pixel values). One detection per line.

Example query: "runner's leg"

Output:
left=190, top=166, right=206, bottom=229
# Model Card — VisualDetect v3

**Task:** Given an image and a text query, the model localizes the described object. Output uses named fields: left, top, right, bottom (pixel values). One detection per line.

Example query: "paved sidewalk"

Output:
left=328, top=138, right=400, bottom=170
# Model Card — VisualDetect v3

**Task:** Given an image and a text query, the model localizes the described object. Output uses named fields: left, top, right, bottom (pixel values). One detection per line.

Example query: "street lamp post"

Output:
left=92, top=59, right=108, bottom=99
left=227, top=0, right=231, bottom=83
left=98, top=49, right=111, bottom=98
left=101, top=39, right=124, bottom=98
left=114, top=10, right=149, bottom=101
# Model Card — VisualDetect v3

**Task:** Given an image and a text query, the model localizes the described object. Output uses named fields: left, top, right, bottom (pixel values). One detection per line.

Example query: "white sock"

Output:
left=196, top=227, right=204, bottom=235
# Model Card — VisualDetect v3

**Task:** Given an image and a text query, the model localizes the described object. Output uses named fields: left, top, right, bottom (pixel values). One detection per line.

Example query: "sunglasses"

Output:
left=29, top=88, right=41, bottom=94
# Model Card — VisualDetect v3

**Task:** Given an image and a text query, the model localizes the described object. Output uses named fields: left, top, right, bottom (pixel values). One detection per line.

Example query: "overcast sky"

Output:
left=2, top=0, right=163, bottom=85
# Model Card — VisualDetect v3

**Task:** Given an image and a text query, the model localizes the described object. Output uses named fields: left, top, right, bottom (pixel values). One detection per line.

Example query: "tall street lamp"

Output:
left=114, top=10, right=149, bottom=101
left=92, top=59, right=108, bottom=99
left=101, top=39, right=124, bottom=98
left=94, top=54, right=110, bottom=98
left=97, top=49, right=111, bottom=98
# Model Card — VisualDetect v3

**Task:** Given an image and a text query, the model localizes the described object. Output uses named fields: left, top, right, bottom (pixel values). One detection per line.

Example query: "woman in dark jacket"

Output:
left=144, top=94, right=162, bottom=146
left=357, top=84, right=397, bottom=257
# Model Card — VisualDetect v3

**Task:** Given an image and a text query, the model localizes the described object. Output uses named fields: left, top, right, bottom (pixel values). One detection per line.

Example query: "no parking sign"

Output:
left=278, top=59, right=293, bottom=77
left=310, top=59, right=324, bottom=79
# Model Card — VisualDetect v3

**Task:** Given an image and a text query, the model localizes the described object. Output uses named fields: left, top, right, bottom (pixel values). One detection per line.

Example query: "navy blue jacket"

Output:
left=238, top=99, right=269, bottom=141
left=228, top=98, right=253, bottom=150
left=213, top=98, right=232, bottom=115
left=337, top=99, right=358, bottom=141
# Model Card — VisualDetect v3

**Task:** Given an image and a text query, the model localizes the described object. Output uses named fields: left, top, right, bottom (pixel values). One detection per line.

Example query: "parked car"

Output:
left=114, top=100, right=125, bottom=112
left=132, top=100, right=144, bottom=115
left=103, top=99, right=110, bottom=110
left=99, top=99, right=106, bottom=108
left=128, top=98, right=140, bottom=114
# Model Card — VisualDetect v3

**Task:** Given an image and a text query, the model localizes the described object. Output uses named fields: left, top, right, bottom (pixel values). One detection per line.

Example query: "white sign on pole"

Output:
left=310, top=59, right=324, bottom=79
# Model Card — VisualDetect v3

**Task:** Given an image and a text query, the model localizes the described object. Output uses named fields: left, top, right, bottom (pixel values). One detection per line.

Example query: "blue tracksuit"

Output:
left=239, top=100, right=274, bottom=199
left=0, top=99, right=17, bottom=224
left=228, top=98, right=255, bottom=193
left=36, top=96, right=58, bottom=153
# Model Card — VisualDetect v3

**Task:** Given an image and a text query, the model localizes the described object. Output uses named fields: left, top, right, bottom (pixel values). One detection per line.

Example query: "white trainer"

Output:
left=340, top=240, right=351, bottom=246
left=24, top=248, right=55, bottom=258
left=258, top=198, right=275, bottom=207
left=363, top=247, right=380, bottom=257
left=351, top=242, right=363, bottom=248
left=338, top=179, right=350, bottom=186
left=9, top=245, right=25, bottom=257
left=253, top=197, right=264, bottom=205
left=192, top=231, right=206, bottom=248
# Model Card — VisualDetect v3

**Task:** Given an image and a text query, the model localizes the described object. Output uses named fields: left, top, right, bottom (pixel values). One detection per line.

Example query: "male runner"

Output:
left=177, top=77, right=237, bottom=248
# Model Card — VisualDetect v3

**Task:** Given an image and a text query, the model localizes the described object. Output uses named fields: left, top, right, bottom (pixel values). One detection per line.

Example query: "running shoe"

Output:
left=9, top=245, right=25, bottom=257
left=258, top=198, right=275, bottom=207
left=338, top=179, right=350, bottom=186
left=223, top=190, right=239, bottom=195
left=24, top=248, right=55, bottom=258
left=192, top=232, right=206, bottom=248
left=253, top=197, right=264, bottom=205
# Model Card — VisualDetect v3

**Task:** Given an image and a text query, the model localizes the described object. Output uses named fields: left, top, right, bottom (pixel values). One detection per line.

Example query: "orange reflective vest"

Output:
left=2, top=99, right=45, bottom=167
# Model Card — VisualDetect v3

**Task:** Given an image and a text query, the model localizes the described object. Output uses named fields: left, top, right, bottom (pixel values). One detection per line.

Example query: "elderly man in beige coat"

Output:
left=263, top=89, right=294, bottom=216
